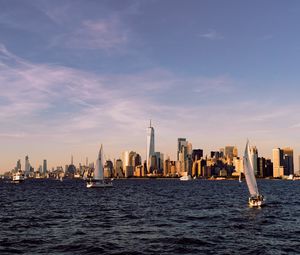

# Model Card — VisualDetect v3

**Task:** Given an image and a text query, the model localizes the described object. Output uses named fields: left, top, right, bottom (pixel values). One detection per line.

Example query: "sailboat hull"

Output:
left=248, top=196, right=265, bottom=207
left=87, top=179, right=113, bottom=188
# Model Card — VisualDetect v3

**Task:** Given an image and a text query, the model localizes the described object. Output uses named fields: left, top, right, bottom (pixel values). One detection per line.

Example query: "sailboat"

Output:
left=239, top=172, right=242, bottom=183
left=243, top=140, right=264, bottom=207
left=87, top=144, right=113, bottom=188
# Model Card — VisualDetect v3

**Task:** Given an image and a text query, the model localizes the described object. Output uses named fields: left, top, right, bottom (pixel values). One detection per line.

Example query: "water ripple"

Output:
left=1, top=179, right=300, bottom=254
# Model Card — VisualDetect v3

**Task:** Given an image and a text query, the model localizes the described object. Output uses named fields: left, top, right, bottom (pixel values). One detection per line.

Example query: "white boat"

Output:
left=239, top=172, right=242, bottom=183
left=12, top=171, right=25, bottom=183
left=87, top=144, right=113, bottom=188
left=243, top=140, right=265, bottom=207
left=180, top=174, right=192, bottom=181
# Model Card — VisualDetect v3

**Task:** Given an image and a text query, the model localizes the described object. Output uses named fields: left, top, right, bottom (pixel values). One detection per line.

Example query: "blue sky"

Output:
left=1, top=0, right=300, bottom=171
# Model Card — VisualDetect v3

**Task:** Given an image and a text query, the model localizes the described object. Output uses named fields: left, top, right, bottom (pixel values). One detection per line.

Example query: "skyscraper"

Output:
left=15, top=159, right=21, bottom=171
left=25, top=155, right=31, bottom=176
left=250, top=146, right=258, bottom=176
left=177, top=138, right=187, bottom=161
left=43, top=159, right=47, bottom=176
left=282, top=147, right=294, bottom=175
left=146, top=120, right=155, bottom=172
left=225, top=146, right=234, bottom=159
left=272, top=148, right=284, bottom=178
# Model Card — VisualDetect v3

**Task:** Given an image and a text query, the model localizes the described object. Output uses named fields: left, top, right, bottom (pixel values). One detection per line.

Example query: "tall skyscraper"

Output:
left=177, top=138, right=187, bottom=160
left=16, top=159, right=21, bottom=171
left=25, top=155, right=30, bottom=176
left=282, top=147, right=294, bottom=175
left=43, top=159, right=47, bottom=176
left=146, top=120, right=155, bottom=172
left=250, top=146, right=258, bottom=175
left=272, top=148, right=284, bottom=178
left=225, top=146, right=234, bottom=159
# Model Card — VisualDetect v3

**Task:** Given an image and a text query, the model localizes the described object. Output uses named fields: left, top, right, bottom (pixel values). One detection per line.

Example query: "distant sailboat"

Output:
left=239, top=172, right=242, bottom=183
left=87, top=145, right=113, bottom=188
left=243, top=140, right=264, bottom=207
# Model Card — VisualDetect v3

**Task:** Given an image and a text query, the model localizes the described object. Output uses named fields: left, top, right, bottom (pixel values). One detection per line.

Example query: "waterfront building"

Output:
left=192, top=159, right=207, bottom=177
left=163, top=157, right=170, bottom=176
left=15, top=159, right=21, bottom=171
left=170, top=162, right=177, bottom=176
left=65, top=155, right=76, bottom=178
left=43, top=159, right=47, bottom=176
left=282, top=147, right=294, bottom=175
left=192, top=149, right=203, bottom=161
left=177, top=138, right=192, bottom=175
left=122, top=151, right=140, bottom=177
left=154, top=152, right=163, bottom=174
left=272, top=148, right=285, bottom=178
left=177, top=138, right=187, bottom=161
left=224, top=146, right=234, bottom=160
left=265, top=159, right=273, bottom=177
left=233, top=157, right=243, bottom=176
left=146, top=121, right=155, bottom=173
left=104, top=160, right=113, bottom=178
left=114, top=159, right=124, bottom=178
left=25, top=155, right=31, bottom=176
left=250, top=146, right=258, bottom=175
left=134, top=165, right=144, bottom=177
left=233, top=146, right=238, bottom=158
left=125, top=166, right=134, bottom=178
left=187, top=142, right=193, bottom=156
left=257, top=157, right=265, bottom=177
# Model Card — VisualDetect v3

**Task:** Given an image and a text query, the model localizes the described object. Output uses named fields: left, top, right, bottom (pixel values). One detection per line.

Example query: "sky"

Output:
left=1, top=0, right=300, bottom=172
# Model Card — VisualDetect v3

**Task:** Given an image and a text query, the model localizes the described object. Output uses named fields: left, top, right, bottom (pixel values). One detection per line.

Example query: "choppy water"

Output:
left=1, top=179, right=300, bottom=254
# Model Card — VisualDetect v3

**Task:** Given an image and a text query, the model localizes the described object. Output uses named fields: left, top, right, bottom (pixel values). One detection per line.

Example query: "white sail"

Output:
left=94, top=144, right=104, bottom=180
left=243, top=141, right=259, bottom=197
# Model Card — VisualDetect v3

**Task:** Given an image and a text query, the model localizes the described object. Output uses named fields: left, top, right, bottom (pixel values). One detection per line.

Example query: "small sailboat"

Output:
left=243, top=140, right=264, bottom=207
left=239, top=172, right=242, bottom=183
left=87, top=145, right=113, bottom=188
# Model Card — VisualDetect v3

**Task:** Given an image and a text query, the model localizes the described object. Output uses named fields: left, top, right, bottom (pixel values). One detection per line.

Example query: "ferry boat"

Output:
left=12, top=171, right=25, bottom=183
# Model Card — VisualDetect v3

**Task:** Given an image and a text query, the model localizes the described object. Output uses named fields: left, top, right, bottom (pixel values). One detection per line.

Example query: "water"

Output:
left=1, top=179, right=300, bottom=254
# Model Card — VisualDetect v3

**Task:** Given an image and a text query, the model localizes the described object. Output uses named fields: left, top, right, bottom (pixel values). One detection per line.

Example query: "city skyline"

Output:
left=1, top=0, right=300, bottom=171
left=3, top=132, right=298, bottom=175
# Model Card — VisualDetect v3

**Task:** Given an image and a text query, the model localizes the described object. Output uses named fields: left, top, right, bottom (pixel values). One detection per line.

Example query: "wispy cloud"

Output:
left=193, top=76, right=232, bottom=94
left=51, top=16, right=129, bottom=50
left=200, top=29, right=223, bottom=40
left=0, top=44, right=234, bottom=141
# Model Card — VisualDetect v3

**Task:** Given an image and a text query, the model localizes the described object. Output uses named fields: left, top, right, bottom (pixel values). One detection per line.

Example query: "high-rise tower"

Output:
left=146, top=120, right=155, bottom=172
left=273, top=148, right=284, bottom=178
left=43, top=159, right=47, bottom=176
left=25, top=155, right=30, bottom=176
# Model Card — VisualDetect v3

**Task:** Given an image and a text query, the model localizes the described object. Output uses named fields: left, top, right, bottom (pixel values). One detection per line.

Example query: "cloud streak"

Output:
left=200, top=29, right=223, bottom=40
left=50, top=16, right=129, bottom=50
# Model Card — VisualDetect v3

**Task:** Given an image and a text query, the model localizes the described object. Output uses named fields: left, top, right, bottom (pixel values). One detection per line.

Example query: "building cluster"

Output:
left=4, top=123, right=300, bottom=180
